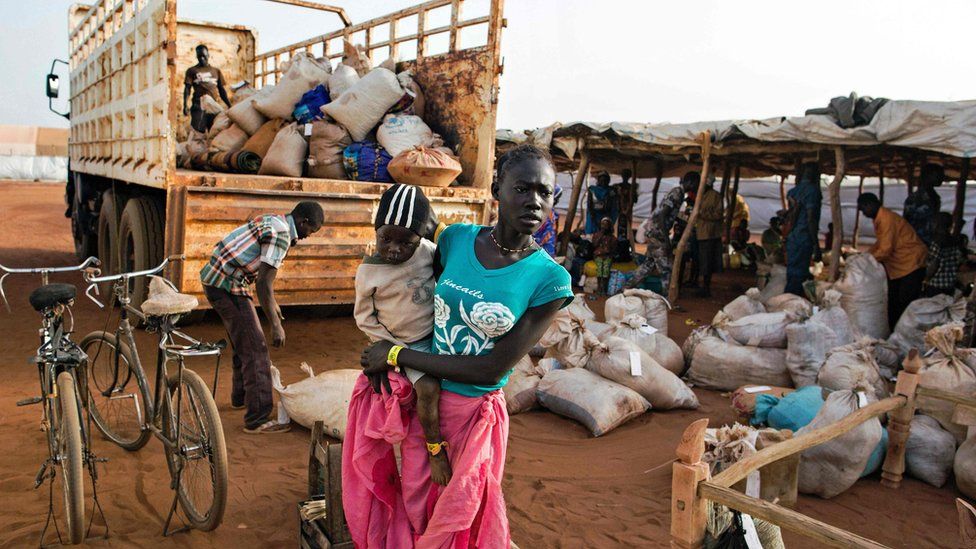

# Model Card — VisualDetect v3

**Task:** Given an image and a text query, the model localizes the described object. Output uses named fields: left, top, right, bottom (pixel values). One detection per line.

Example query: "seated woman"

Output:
left=345, top=144, right=573, bottom=548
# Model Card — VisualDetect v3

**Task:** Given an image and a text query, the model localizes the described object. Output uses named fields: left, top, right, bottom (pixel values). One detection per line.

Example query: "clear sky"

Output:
left=1, top=0, right=974, bottom=132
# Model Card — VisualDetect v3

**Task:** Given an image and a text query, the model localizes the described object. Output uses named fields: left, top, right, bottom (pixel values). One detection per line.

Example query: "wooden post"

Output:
left=670, top=419, right=709, bottom=549
left=627, top=158, right=638, bottom=243
left=852, top=175, right=865, bottom=249
left=828, top=147, right=846, bottom=281
left=308, top=421, right=352, bottom=543
left=778, top=175, right=787, bottom=212
left=668, top=132, right=712, bottom=303
left=906, top=154, right=918, bottom=195
left=651, top=158, right=664, bottom=211
left=881, top=349, right=923, bottom=489
left=725, top=162, right=741, bottom=244
left=953, top=157, right=970, bottom=236
left=558, top=150, right=590, bottom=256
left=878, top=153, right=885, bottom=205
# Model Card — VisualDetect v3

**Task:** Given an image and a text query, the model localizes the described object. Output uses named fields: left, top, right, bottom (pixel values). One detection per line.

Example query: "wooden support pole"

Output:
left=651, top=158, right=664, bottom=211
left=953, top=157, right=970, bottom=236
left=698, top=484, right=890, bottom=549
left=725, top=162, right=741, bottom=244
left=669, top=132, right=712, bottom=303
left=852, top=175, right=865, bottom=249
left=670, top=419, right=709, bottom=549
left=878, top=153, right=885, bottom=205
left=829, top=147, right=846, bottom=281
left=779, top=175, right=787, bottom=212
left=558, top=151, right=590, bottom=256
left=627, top=158, right=638, bottom=242
left=906, top=154, right=918, bottom=195
left=881, top=349, right=923, bottom=489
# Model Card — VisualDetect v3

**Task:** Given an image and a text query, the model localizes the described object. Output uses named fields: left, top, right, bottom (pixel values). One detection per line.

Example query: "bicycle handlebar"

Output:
left=0, top=257, right=101, bottom=312
left=84, top=255, right=183, bottom=283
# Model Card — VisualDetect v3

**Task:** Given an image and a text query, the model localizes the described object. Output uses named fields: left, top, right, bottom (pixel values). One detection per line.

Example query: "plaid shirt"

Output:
left=927, top=241, right=963, bottom=290
left=200, top=214, right=297, bottom=296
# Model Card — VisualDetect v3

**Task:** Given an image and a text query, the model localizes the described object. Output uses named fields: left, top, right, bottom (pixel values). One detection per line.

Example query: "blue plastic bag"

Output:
left=607, top=270, right=633, bottom=296
left=751, top=386, right=825, bottom=432
left=293, top=85, right=330, bottom=124
left=343, top=141, right=393, bottom=182
left=862, top=428, right=888, bottom=477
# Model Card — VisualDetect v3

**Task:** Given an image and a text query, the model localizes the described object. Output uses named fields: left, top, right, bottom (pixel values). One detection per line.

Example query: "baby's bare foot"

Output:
left=428, top=451, right=453, bottom=486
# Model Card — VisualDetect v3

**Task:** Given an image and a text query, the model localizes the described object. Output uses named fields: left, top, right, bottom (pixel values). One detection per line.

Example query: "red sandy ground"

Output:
left=0, top=182, right=961, bottom=547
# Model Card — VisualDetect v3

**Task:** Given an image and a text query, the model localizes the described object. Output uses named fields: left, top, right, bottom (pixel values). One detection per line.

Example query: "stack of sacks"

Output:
left=833, top=253, right=890, bottom=339
left=917, top=323, right=976, bottom=442
left=270, top=363, right=359, bottom=439
left=606, top=314, right=683, bottom=375
left=817, top=340, right=890, bottom=401
left=797, top=388, right=884, bottom=498
left=586, top=337, right=699, bottom=410
left=536, top=368, right=650, bottom=437
left=888, top=294, right=966, bottom=357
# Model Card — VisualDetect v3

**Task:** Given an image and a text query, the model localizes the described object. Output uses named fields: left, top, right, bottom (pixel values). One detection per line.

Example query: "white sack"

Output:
left=713, top=288, right=766, bottom=326
left=623, top=288, right=669, bottom=335
left=543, top=314, right=600, bottom=369
left=723, top=311, right=794, bottom=348
left=956, top=431, right=976, bottom=499
left=270, top=363, right=359, bottom=439
left=811, top=289, right=857, bottom=345
left=536, top=368, right=650, bottom=437
left=918, top=323, right=976, bottom=443
left=503, top=355, right=542, bottom=415
left=585, top=319, right=612, bottom=339
left=797, top=389, right=883, bottom=498
left=605, top=314, right=683, bottom=374
left=586, top=337, right=699, bottom=410
left=786, top=319, right=837, bottom=387
left=254, top=53, right=331, bottom=120
left=765, top=294, right=813, bottom=317
left=759, top=264, right=787, bottom=303
left=328, top=63, right=360, bottom=98
left=566, top=294, right=596, bottom=321
left=682, top=326, right=718, bottom=366
left=817, top=341, right=890, bottom=401
left=377, top=114, right=435, bottom=157
left=834, top=253, right=889, bottom=339
left=604, top=293, right=644, bottom=325
left=688, top=336, right=792, bottom=391
left=905, top=414, right=957, bottom=488
left=226, top=86, right=273, bottom=135
left=888, top=294, right=966, bottom=356
left=322, top=67, right=405, bottom=142
left=258, top=123, right=308, bottom=177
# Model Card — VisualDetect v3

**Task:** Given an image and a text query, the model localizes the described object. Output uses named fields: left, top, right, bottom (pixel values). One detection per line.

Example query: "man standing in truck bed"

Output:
left=183, top=44, right=231, bottom=132
left=201, top=201, right=324, bottom=434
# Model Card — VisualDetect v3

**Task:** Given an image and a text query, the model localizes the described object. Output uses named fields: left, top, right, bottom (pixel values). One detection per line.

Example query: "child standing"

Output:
left=354, top=184, right=452, bottom=485
left=592, top=216, right=616, bottom=295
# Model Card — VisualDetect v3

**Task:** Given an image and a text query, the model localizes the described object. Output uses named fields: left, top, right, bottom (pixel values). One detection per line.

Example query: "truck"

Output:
left=51, top=0, right=505, bottom=308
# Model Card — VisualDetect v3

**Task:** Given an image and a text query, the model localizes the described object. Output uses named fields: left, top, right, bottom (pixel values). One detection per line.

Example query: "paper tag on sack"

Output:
left=276, top=403, right=290, bottom=425
left=639, top=324, right=658, bottom=336
left=304, top=123, right=313, bottom=136
left=745, top=470, right=761, bottom=498
left=629, top=351, right=642, bottom=376
left=857, top=391, right=868, bottom=408
left=744, top=385, right=772, bottom=394
left=740, top=514, right=764, bottom=549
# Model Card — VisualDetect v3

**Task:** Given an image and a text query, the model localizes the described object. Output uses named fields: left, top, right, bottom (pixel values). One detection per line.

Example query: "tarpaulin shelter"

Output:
left=497, top=99, right=976, bottom=302
left=0, top=125, right=69, bottom=181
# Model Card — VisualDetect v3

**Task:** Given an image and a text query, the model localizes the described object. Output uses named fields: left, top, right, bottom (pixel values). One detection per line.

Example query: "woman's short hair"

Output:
left=496, top=144, right=554, bottom=185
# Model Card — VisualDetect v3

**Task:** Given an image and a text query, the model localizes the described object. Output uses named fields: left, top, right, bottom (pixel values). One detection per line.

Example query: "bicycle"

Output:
left=81, top=255, right=229, bottom=534
left=0, top=256, right=107, bottom=545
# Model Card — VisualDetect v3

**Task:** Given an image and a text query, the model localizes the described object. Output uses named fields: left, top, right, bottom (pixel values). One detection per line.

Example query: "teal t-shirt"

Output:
left=433, top=224, right=574, bottom=396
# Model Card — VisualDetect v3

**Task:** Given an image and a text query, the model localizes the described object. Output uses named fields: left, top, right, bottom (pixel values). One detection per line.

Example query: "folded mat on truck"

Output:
left=190, top=149, right=261, bottom=174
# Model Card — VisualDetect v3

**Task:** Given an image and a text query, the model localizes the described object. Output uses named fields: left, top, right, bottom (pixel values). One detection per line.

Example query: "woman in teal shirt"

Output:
left=361, top=144, right=573, bottom=545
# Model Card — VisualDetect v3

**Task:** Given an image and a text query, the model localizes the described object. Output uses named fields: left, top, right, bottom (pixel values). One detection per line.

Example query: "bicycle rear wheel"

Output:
left=55, top=372, right=85, bottom=544
left=81, top=331, right=151, bottom=451
left=161, top=369, right=228, bottom=531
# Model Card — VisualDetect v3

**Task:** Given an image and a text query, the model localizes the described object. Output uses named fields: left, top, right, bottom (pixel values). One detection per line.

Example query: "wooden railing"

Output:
left=252, top=0, right=500, bottom=87
left=670, top=349, right=976, bottom=548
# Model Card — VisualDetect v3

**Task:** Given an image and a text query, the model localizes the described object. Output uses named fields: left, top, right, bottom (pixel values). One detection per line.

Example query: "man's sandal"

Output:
left=243, top=421, right=291, bottom=434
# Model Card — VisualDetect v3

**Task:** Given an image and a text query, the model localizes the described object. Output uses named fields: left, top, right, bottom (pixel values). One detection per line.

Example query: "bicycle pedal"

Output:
left=16, top=396, right=42, bottom=406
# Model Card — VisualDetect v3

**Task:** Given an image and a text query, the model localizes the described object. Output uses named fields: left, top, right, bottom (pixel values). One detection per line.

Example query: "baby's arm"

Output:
left=353, top=274, right=403, bottom=345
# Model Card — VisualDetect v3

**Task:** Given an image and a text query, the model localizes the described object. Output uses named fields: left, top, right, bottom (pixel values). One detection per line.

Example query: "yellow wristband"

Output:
left=386, top=345, right=404, bottom=373
left=426, top=440, right=448, bottom=456
left=433, top=222, right=447, bottom=244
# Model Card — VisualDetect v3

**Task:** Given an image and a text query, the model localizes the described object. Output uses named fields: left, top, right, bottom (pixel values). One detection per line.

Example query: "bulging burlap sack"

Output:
left=798, top=389, right=883, bottom=498
left=536, top=368, right=650, bottom=437
left=712, top=287, right=766, bottom=326
left=328, top=63, right=360, bottom=98
left=759, top=264, right=787, bottom=303
left=342, top=40, right=372, bottom=76
left=956, top=430, right=976, bottom=499
left=918, top=323, right=976, bottom=443
left=567, top=294, right=596, bottom=321
left=817, top=340, right=890, bottom=401
left=502, top=355, right=542, bottom=415
left=889, top=294, right=966, bottom=356
left=541, top=313, right=600, bottom=369
left=306, top=120, right=351, bottom=179
left=270, top=363, right=359, bottom=438
left=241, top=119, right=287, bottom=158
left=396, top=70, right=426, bottom=118
left=834, top=253, right=889, bottom=339
left=254, top=53, right=331, bottom=120
left=605, top=314, right=683, bottom=374
left=723, top=311, right=794, bottom=348
left=905, top=414, right=957, bottom=488
left=230, top=82, right=257, bottom=105
left=585, top=319, right=612, bottom=339
left=388, top=146, right=462, bottom=187
left=688, top=336, right=791, bottom=391
left=765, top=294, right=813, bottom=317
left=377, top=114, right=435, bottom=157
left=227, top=87, right=273, bottom=135
left=682, top=326, right=718, bottom=366
left=587, top=337, right=699, bottom=409
left=208, top=111, right=233, bottom=138
left=811, top=289, right=857, bottom=345
left=258, top=123, right=308, bottom=177
left=322, top=67, right=405, bottom=142
left=209, top=123, right=249, bottom=152
left=605, top=292, right=645, bottom=325
left=622, top=288, right=669, bottom=335
left=786, top=318, right=837, bottom=387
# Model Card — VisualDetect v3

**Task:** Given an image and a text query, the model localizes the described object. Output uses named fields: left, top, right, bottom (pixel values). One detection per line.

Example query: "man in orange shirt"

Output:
left=857, top=193, right=929, bottom=330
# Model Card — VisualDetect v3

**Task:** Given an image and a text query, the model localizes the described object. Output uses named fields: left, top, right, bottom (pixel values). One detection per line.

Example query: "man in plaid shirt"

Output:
left=201, top=201, right=324, bottom=434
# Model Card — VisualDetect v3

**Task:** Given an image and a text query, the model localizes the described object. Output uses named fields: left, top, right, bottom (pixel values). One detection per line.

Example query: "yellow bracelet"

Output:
left=386, top=345, right=404, bottom=373
left=426, top=440, right=449, bottom=456
left=433, top=222, right=447, bottom=244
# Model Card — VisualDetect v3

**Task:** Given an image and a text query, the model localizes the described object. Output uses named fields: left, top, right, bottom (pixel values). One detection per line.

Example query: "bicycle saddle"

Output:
left=29, top=283, right=76, bottom=312
left=141, top=276, right=198, bottom=317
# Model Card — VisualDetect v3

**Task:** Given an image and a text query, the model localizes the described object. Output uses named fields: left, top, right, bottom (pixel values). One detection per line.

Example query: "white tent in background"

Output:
left=0, top=125, right=68, bottom=182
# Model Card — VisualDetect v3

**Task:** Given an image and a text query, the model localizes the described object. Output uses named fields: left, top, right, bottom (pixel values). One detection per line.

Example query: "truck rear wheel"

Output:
left=118, top=197, right=164, bottom=309
left=97, top=192, right=120, bottom=276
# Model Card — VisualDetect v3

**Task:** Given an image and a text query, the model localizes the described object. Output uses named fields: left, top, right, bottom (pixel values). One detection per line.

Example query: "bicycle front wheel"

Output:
left=161, top=369, right=228, bottom=531
left=81, top=331, right=151, bottom=451
left=55, top=372, right=85, bottom=544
